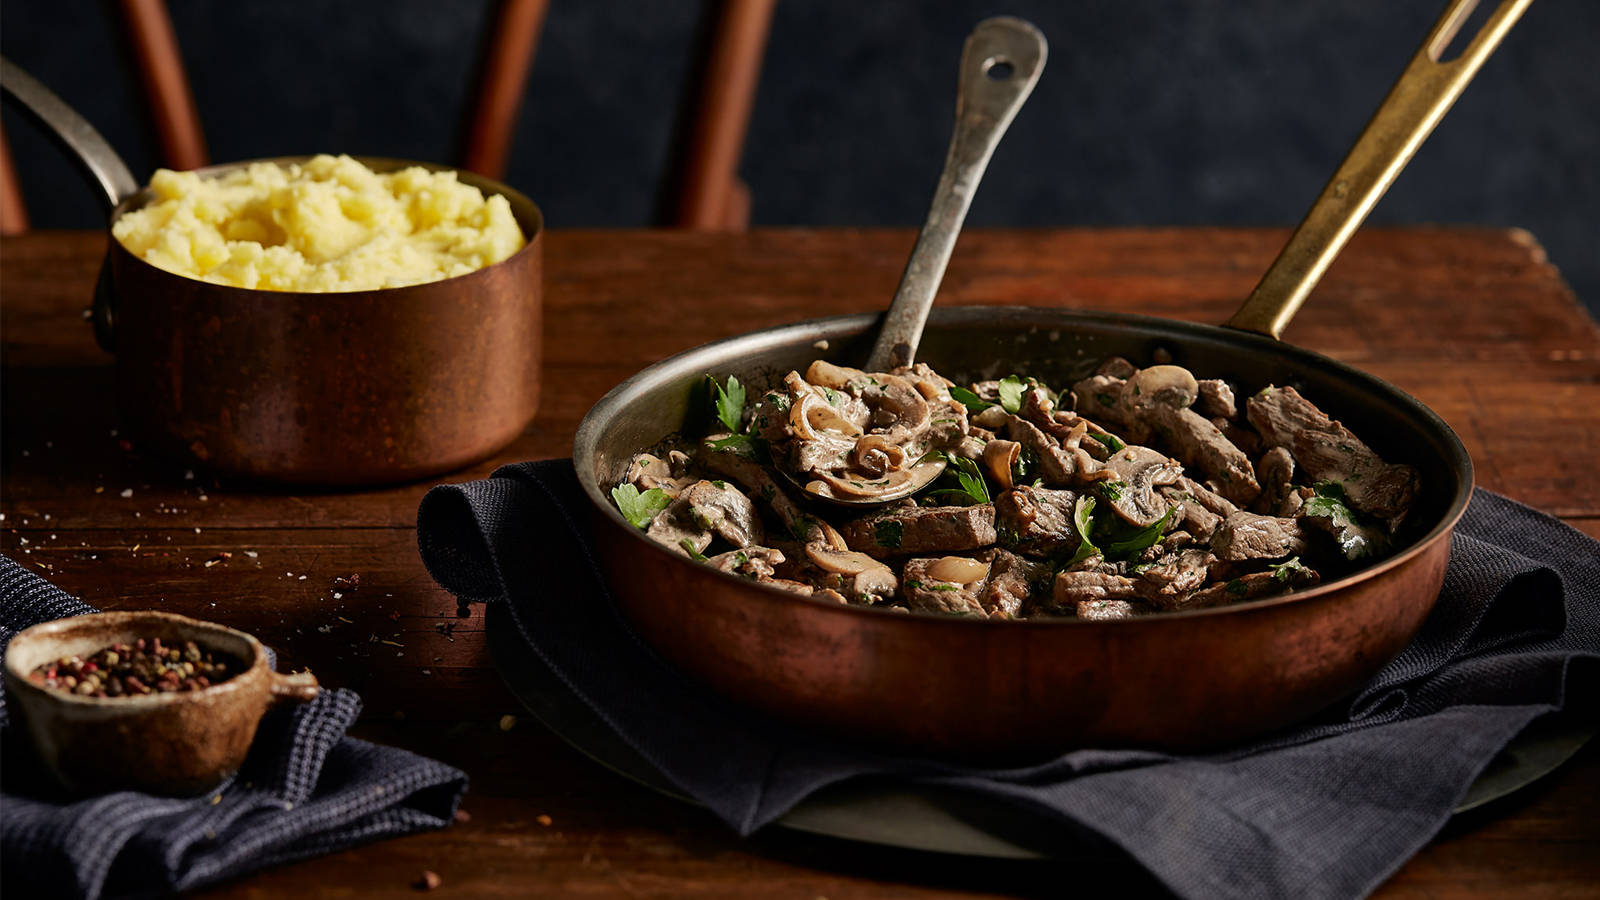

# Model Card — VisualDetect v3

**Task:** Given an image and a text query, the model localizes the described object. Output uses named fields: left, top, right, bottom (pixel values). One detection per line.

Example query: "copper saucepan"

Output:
left=1, top=60, right=543, bottom=486
left=572, top=1, right=1527, bottom=761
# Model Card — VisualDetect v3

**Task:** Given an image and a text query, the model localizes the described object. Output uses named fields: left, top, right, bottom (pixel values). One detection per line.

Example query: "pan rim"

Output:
left=574, top=305, right=1474, bottom=627
left=104, top=154, right=544, bottom=299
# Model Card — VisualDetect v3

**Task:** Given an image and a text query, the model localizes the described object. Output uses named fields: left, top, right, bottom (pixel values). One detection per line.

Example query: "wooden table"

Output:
left=4, top=227, right=1597, bottom=898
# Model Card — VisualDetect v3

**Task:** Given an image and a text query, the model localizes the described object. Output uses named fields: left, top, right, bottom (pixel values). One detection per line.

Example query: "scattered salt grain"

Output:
left=119, top=488, right=133, bottom=498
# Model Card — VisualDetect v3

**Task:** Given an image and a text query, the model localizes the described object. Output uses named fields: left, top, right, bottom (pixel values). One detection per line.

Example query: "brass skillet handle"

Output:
left=1226, top=0, right=1534, bottom=339
left=865, top=17, right=1047, bottom=372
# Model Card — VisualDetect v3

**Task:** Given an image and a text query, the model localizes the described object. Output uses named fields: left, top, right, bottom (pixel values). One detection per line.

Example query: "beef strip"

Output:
left=1003, top=416, right=1081, bottom=485
left=901, top=557, right=989, bottom=616
left=643, top=480, right=764, bottom=557
left=1247, top=385, right=1420, bottom=525
left=1162, top=486, right=1223, bottom=540
left=762, top=578, right=816, bottom=597
left=1096, top=356, right=1138, bottom=379
left=1147, top=405, right=1260, bottom=506
left=1133, top=547, right=1216, bottom=610
left=1210, top=511, right=1307, bottom=561
left=994, top=486, right=1081, bottom=557
left=979, top=549, right=1053, bottom=619
left=1071, top=373, right=1135, bottom=434
left=1175, top=475, right=1239, bottom=517
left=1252, top=446, right=1304, bottom=517
left=626, top=452, right=697, bottom=496
left=1195, top=379, right=1237, bottom=420
left=1076, top=598, right=1136, bottom=620
left=1186, top=564, right=1320, bottom=608
left=1046, top=569, right=1140, bottom=615
left=840, top=503, right=997, bottom=558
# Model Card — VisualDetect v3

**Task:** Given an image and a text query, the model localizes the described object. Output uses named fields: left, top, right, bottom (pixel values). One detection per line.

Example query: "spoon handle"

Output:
left=865, top=17, right=1047, bottom=372
left=1226, top=0, right=1533, bottom=339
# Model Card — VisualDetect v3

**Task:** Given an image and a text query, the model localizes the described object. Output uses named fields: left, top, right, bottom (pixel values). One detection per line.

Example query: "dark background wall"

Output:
left=3, top=1, right=1595, bottom=318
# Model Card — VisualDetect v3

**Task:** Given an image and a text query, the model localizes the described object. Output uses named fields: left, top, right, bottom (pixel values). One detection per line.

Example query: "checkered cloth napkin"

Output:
left=420, top=459, right=1599, bottom=900
left=0, top=557, right=468, bottom=900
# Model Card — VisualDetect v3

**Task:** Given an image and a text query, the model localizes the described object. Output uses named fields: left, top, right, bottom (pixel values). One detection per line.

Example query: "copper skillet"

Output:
left=574, top=1, right=1526, bottom=761
left=0, top=60, right=543, bottom=486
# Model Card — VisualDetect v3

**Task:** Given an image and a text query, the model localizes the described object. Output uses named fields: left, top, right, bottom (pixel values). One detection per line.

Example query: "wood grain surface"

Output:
left=3, top=227, right=1597, bottom=898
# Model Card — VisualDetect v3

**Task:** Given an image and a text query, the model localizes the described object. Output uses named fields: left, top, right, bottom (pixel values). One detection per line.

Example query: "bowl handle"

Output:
left=269, top=671, right=321, bottom=705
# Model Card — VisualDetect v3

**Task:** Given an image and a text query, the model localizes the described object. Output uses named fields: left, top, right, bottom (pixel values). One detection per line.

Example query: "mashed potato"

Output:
left=111, top=154, right=525, bottom=292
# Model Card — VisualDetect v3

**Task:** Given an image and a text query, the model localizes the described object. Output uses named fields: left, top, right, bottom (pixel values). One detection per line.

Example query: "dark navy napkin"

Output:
left=418, top=459, right=1599, bottom=900
left=0, top=558, right=468, bottom=900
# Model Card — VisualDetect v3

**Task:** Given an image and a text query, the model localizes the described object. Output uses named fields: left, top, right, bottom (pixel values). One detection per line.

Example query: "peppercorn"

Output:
left=29, top=638, right=239, bottom=698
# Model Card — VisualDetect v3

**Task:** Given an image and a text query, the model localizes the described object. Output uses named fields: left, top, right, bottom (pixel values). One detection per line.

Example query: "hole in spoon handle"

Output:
left=866, top=18, right=1047, bottom=372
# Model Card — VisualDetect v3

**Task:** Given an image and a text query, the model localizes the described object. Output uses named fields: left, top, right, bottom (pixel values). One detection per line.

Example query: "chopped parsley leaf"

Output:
left=997, top=375, right=1026, bottom=414
left=611, top=484, right=672, bottom=529
left=708, top=374, right=746, bottom=433
left=1088, top=432, right=1126, bottom=453
left=874, top=519, right=905, bottom=549
left=949, top=386, right=993, bottom=412
left=705, top=433, right=758, bottom=457
left=1064, top=495, right=1101, bottom=566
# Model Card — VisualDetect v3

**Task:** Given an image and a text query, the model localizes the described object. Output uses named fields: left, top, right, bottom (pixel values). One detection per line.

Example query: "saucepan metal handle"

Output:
left=0, top=56, right=139, bottom=351
left=1226, top=0, right=1533, bottom=339
left=0, top=56, right=140, bottom=212
left=865, top=17, right=1047, bottom=372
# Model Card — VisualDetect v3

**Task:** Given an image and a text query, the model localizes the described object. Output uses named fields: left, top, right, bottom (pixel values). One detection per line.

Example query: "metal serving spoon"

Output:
left=778, top=16, right=1047, bottom=507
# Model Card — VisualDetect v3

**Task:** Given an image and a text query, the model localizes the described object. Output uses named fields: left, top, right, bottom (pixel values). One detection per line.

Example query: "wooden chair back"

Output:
left=0, top=0, right=773, bottom=235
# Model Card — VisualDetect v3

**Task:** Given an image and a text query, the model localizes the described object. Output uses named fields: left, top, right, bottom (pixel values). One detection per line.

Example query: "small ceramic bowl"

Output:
left=3, top=611, right=319, bottom=796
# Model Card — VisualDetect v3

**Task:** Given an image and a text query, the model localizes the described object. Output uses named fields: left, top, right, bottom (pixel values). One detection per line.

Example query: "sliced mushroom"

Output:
left=806, top=544, right=889, bottom=576
left=806, top=543, right=897, bottom=603
left=1101, top=445, right=1183, bottom=527
left=864, top=373, right=931, bottom=436
left=805, top=359, right=869, bottom=389
left=790, top=391, right=864, bottom=442
left=852, top=434, right=907, bottom=478
left=1122, top=364, right=1199, bottom=413
left=806, top=467, right=918, bottom=500
left=971, top=405, right=1010, bottom=430
left=646, top=510, right=713, bottom=557
left=983, top=439, right=1022, bottom=491
left=705, top=546, right=785, bottom=580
